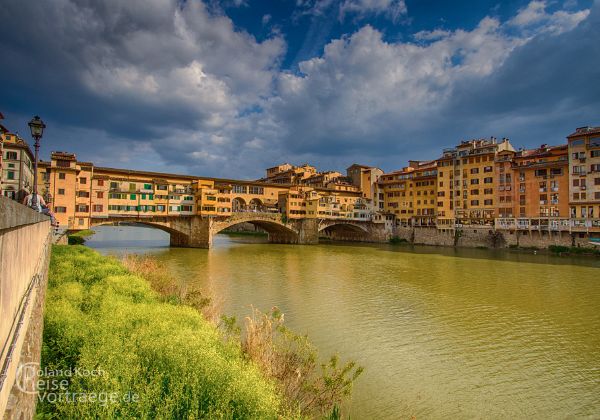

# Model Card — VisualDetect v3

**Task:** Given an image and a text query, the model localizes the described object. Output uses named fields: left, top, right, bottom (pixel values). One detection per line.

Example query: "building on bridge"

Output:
left=36, top=152, right=380, bottom=230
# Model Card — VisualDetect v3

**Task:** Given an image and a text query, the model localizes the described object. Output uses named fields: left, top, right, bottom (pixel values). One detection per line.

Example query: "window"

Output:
left=590, top=136, right=600, bottom=148
left=550, top=168, right=562, bottom=176
left=110, top=182, right=118, bottom=189
left=59, top=173, right=66, bottom=180
left=97, top=180, right=104, bottom=186
left=80, top=177, right=87, bottom=184
left=130, top=194, right=136, bottom=200
left=77, top=205, right=89, bottom=212
left=93, top=205, right=103, bottom=212
left=144, top=183, right=152, bottom=190
left=78, top=191, right=90, bottom=198
left=7, top=171, right=15, bottom=180
left=591, top=150, right=600, bottom=158
left=233, top=185, right=247, bottom=194
left=5, top=151, right=17, bottom=160
left=78, top=218, right=84, bottom=226
left=97, top=192, right=104, bottom=199
left=484, top=177, right=493, bottom=184
left=484, top=199, right=493, bottom=206
left=55, top=206, right=67, bottom=213
left=535, top=169, right=547, bottom=177
left=470, top=200, right=479, bottom=206
left=249, top=186, right=264, bottom=195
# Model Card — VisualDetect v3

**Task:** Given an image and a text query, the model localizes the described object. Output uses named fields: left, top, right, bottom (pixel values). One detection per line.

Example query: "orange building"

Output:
left=567, top=126, right=600, bottom=219
left=511, top=144, right=569, bottom=218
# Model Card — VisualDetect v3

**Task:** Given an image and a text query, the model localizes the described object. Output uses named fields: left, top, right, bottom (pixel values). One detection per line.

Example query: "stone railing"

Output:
left=495, top=217, right=600, bottom=232
left=0, top=197, right=52, bottom=418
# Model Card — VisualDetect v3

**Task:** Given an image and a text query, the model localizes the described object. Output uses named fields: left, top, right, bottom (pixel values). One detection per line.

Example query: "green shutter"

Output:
left=130, top=194, right=136, bottom=200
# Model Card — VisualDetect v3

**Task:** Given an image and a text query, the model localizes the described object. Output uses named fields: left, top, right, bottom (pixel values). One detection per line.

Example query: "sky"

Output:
left=1, top=0, right=599, bottom=179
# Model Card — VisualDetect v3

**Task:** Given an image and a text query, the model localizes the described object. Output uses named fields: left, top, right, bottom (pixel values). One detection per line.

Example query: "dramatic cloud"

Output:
left=0, top=0, right=598, bottom=178
left=266, top=0, right=598, bottom=167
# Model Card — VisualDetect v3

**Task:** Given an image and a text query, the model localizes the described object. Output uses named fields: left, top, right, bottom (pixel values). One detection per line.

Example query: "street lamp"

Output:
left=28, top=116, right=46, bottom=208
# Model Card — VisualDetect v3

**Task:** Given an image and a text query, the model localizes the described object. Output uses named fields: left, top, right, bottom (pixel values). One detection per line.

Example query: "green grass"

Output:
left=39, top=245, right=284, bottom=419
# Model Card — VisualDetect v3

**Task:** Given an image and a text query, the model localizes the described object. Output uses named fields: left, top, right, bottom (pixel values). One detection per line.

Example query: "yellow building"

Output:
left=378, top=166, right=415, bottom=226
left=435, top=138, right=514, bottom=227
left=278, top=186, right=319, bottom=219
left=379, top=161, right=437, bottom=227
left=411, top=161, right=437, bottom=226
left=264, top=163, right=317, bottom=184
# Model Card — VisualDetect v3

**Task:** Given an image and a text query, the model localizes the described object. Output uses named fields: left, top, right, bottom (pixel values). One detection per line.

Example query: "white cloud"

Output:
left=509, top=0, right=590, bottom=35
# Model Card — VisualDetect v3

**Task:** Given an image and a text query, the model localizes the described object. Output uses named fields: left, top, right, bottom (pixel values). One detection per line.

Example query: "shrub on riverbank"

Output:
left=548, top=245, right=600, bottom=256
left=40, top=245, right=283, bottom=418
left=120, top=254, right=221, bottom=322
left=67, top=229, right=95, bottom=245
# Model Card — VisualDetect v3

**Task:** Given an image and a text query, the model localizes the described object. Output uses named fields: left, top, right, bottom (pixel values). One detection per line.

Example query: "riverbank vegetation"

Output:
left=41, top=246, right=361, bottom=418
left=66, top=229, right=95, bottom=245
left=548, top=245, right=600, bottom=256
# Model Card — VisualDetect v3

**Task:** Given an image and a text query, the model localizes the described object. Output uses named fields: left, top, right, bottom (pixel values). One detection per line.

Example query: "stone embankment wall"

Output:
left=0, top=196, right=52, bottom=419
left=392, top=226, right=595, bottom=249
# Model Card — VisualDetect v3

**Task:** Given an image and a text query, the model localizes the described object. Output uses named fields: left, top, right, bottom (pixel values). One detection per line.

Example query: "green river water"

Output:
left=87, top=226, right=600, bottom=419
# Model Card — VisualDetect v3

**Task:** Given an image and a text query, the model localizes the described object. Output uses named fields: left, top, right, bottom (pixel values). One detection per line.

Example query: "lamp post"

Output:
left=28, top=116, right=46, bottom=209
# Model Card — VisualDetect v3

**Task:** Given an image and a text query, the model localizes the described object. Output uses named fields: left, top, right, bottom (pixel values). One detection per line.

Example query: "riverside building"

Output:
left=0, top=123, right=596, bottom=238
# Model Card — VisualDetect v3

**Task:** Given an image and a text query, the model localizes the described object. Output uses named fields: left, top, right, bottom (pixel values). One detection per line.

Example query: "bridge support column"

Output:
left=296, top=219, right=319, bottom=245
left=170, top=216, right=212, bottom=248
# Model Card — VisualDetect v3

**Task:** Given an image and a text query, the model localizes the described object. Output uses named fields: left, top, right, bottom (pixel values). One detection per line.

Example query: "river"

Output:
left=86, top=225, right=600, bottom=419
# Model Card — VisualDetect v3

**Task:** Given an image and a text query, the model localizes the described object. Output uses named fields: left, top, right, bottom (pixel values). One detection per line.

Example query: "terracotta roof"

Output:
left=567, top=126, right=600, bottom=138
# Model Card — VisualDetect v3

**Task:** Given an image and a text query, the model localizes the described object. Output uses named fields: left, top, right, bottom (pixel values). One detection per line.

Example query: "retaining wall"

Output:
left=0, top=196, right=51, bottom=419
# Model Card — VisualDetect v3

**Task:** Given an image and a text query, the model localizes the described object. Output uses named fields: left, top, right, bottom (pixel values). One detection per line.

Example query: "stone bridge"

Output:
left=90, top=212, right=388, bottom=248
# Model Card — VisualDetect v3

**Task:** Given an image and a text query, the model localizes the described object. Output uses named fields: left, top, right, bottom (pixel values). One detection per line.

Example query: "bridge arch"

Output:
left=212, top=214, right=300, bottom=244
left=89, top=219, right=193, bottom=247
left=318, top=221, right=369, bottom=233
left=232, top=197, right=246, bottom=212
